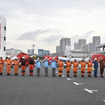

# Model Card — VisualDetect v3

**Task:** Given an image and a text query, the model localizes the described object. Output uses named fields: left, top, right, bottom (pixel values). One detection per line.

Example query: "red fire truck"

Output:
left=17, top=52, right=30, bottom=66
left=92, top=43, right=105, bottom=61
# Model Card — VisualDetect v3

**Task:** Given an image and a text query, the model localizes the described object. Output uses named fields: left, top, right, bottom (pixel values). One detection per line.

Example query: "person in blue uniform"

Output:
left=43, top=57, right=49, bottom=76
left=92, top=58, right=98, bottom=77
left=36, top=58, right=42, bottom=76
left=50, top=57, right=57, bottom=77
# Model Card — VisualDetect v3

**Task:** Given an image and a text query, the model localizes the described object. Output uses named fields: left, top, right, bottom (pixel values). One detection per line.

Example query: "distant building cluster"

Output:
left=74, top=36, right=100, bottom=52
left=6, top=48, right=22, bottom=56
left=56, top=36, right=101, bottom=58
left=38, top=49, right=50, bottom=57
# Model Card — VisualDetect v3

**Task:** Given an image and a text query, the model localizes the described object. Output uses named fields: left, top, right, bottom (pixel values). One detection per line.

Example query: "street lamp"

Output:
left=32, top=44, right=35, bottom=55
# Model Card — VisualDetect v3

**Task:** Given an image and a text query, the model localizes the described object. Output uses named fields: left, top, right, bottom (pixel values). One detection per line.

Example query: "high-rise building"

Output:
left=78, top=39, right=86, bottom=51
left=38, top=49, right=44, bottom=57
left=38, top=49, right=50, bottom=57
left=56, top=46, right=61, bottom=55
left=74, top=43, right=79, bottom=49
left=93, top=36, right=100, bottom=52
left=6, top=48, right=22, bottom=56
left=0, top=15, right=6, bottom=59
left=88, top=43, right=93, bottom=52
left=27, top=49, right=34, bottom=55
left=60, top=38, right=71, bottom=55
left=85, top=44, right=89, bottom=52
left=43, top=50, right=50, bottom=56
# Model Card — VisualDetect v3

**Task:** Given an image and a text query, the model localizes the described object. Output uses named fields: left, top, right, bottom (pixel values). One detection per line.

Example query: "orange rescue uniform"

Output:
left=87, top=61, right=92, bottom=76
left=14, top=60, right=19, bottom=75
left=65, top=61, right=71, bottom=76
left=0, top=59, right=4, bottom=75
left=80, top=62, right=86, bottom=76
left=72, top=61, right=78, bottom=76
left=57, top=61, right=64, bottom=76
left=6, top=59, right=12, bottom=75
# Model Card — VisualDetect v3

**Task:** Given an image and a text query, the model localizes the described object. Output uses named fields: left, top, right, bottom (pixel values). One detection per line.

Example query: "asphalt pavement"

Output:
left=0, top=66, right=105, bottom=105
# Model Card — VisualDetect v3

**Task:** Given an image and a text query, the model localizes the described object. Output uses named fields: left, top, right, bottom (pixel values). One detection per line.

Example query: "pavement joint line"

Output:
left=84, top=88, right=98, bottom=94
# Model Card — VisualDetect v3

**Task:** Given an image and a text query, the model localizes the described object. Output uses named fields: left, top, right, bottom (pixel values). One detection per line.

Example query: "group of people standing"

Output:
left=0, top=56, right=104, bottom=78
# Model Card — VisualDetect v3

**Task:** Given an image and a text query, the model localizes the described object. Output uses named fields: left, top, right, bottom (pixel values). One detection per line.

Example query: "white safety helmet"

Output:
left=53, top=57, right=55, bottom=60
left=8, top=56, right=11, bottom=58
left=22, top=57, right=25, bottom=59
left=30, top=56, right=33, bottom=58
left=67, top=58, right=69, bottom=61
left=94, top=58, right=97, bottom=61
left=88, top=58, right=91, bottom=61
left=37, top=58, right=39, bottom=60
left=15, top=57, right=18, bottom=59
left=45, top=57, right=47, bottom=60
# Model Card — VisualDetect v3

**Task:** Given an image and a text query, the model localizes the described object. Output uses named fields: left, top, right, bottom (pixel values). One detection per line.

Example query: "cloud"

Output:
left=1, top=0, right=105, bottom=18
left=17, top=29, right=50, bottom=40
left=83, top=30, right=95, bottom=37
left=41, top=34, right=63, bottom=43
left=71, top=30, right=95, bottom=48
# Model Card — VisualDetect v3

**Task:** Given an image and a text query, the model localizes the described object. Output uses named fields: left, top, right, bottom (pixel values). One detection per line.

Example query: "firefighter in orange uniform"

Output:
left=80, top=59, right=86, bottom=77
left=87, top=59, right=92, bottom=77
left=21, top=57, right=26, bottom=76
left=14, top=57, right=19, bottom=76
left=29, top=56, right=35, bottom=76
left=0, top=57, right=5, bottom=75
left=72, top=59, right=78, bottom=77
left=57, top=59, right=64, bottom=77
left=65, top=59, right=71, bottom=77
left=6, top=56, right=12, bottom=75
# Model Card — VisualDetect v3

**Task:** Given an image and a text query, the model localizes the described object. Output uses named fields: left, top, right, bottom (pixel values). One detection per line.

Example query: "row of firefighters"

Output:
left=0, top=56, right=104, bottom=77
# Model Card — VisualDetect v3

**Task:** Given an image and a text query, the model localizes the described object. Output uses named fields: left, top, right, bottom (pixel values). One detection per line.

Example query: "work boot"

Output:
left=45, top=75, right=48, bottom=77
left=101, top=75, right=104, bottom=78
left=94, top=75, right=97, bottom=77
left=59, top=75, right=62, bottom=77
left=0, top=73, right=2, bottom=75
left=81, top=75, right=84, bottom=77
left=7, top=73, right=10, bottom=76
left=74, top=75, right=77, bottom=77
left=88, top=75, right=91, bottom=77
left=67, top=75, right=69, bottom=77
left=14, top=73, right=18, bottom=76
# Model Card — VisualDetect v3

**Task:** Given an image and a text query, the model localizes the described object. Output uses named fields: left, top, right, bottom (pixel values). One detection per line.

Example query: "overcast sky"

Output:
left=0, top=0, right=105, bottom=53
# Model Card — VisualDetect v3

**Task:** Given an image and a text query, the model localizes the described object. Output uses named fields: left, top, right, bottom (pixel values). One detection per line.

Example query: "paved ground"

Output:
left=0, top=66, right=105, bottom=105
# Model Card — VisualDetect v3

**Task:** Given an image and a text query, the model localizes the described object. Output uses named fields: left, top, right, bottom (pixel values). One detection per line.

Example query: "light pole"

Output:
left=32, top=44, right=35, bottom=55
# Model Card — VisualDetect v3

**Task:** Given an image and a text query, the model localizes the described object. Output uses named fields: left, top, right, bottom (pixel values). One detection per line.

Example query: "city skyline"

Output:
left=0, top=0, right=105, bottom=53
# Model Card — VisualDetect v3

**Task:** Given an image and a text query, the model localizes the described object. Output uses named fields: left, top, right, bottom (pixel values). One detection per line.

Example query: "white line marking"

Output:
left=84, top=88, right=98, bottom=94
left=62, top=75, right=65, bottom=77
left=73, top=82, right=84, bottom=86
left=103, top=100, right=105, bottom=102
left=67, top=78, right=70, bottom=80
